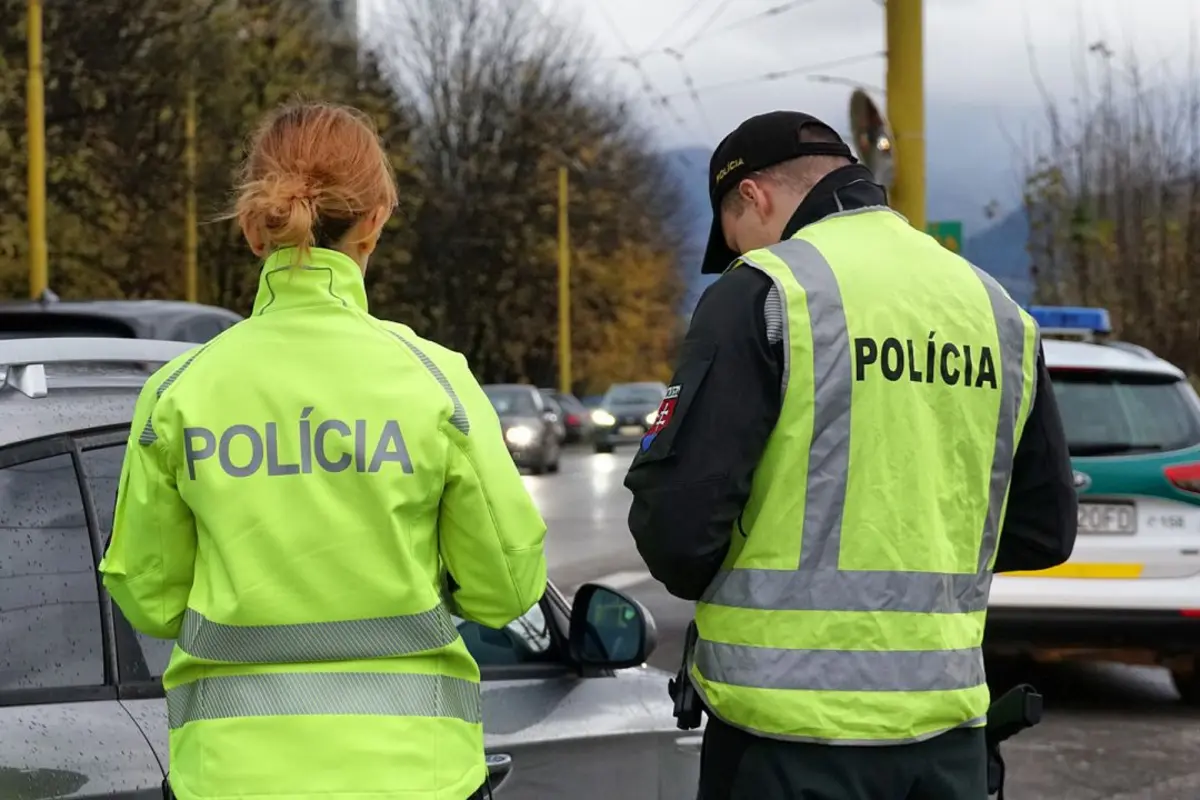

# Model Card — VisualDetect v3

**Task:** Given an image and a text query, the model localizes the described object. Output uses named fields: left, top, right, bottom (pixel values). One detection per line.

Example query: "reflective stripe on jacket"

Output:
left=100, top=246, right=547, bottom=800
left=691, top=207, right=1038, bottom=744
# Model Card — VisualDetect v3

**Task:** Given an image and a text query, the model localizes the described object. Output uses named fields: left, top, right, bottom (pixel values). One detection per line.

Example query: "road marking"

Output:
left=587, top=570, right=654, bottom=591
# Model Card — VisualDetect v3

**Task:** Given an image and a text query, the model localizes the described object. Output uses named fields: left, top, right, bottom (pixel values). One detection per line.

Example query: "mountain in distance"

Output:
left=660, top=147, right=1034, bottom=312
left=963, top=207, right=1033, bottom=305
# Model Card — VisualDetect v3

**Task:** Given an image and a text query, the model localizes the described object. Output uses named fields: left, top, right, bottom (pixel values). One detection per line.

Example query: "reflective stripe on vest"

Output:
left=694, top=216, right=1034, bottom=720
left=178, top=605, right=461, bottom=663
left=166, top=671, right=482, bottom=730
left=170, top=604, right=477, bottom=729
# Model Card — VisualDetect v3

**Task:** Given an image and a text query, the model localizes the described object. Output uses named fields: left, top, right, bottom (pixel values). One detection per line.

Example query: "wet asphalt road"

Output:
left=530, top=447, right=1200, bottom=799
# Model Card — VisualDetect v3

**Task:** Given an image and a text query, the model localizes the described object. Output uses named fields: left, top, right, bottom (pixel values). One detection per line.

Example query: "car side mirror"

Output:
left=568, top=583, right=657, bottom=669
left=486, top=753, right=513, bottom=791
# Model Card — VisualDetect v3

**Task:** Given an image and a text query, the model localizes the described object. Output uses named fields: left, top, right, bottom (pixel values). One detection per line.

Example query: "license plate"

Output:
left=618, top=425, right=642, bottom=436
left=1077, top=502, right=1137, bottom=534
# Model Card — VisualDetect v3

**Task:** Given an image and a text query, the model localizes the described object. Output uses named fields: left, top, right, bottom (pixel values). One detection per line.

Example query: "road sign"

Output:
left=926, top=220, right=963, bottom=254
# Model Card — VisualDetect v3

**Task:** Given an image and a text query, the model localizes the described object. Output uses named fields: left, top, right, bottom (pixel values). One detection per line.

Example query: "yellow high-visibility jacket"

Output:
left=100, top=246, right=547, bottom=800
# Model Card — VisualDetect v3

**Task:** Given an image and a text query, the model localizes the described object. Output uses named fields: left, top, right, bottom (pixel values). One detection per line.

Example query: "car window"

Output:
left=454, top=602, right=557, bottom=668
left=485, top=387, right=538, bottom=416
left=0, top=452, right=105, bottom=691
left=540, top=391, right=573, bottom=414
left=80, top=443, right=175, bottom=678
left=604, top=384, right=665, bottom=405
left=1051, top=371, right=1200, bottom=456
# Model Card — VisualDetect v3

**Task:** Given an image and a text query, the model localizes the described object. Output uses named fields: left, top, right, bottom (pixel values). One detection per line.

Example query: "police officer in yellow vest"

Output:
left=100, top=102, right=547, bottom=800
left=625, top=111, right=1078, bottom=799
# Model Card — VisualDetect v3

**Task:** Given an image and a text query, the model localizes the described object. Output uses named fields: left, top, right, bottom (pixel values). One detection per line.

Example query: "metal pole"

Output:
left=26, top=0, right=47, bottom=299
left=557, top=165, right=572, bottom=395
left=184, top=81, right=198, bottom=303
left=885, top=0, right=925, bottom=231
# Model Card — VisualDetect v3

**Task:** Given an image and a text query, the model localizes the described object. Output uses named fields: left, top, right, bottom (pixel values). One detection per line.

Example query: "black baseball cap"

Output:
left=701, top=111, right=856, bottom=274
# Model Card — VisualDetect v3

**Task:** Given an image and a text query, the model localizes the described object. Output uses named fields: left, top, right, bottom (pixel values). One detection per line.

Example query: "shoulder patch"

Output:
left=640, top=386, right=681, bottom=451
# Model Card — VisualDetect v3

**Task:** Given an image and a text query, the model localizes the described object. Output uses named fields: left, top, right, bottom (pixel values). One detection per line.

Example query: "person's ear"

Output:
left=737, top=179, right=757, bottom=208
left=743, top=179, right=773, bottom=223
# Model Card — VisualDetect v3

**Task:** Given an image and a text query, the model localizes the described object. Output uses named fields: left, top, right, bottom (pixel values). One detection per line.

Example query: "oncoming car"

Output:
left=0, top=339, right=698, bottom=799
left=985, top=307, right=1200, bottom=702
left=590, top=382, right=667, bottom=454
left=483, top=383, right=562, bottom=474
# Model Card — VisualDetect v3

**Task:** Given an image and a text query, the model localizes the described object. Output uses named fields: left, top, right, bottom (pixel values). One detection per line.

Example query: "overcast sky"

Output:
left=366, top=0, right=1199, bottom=235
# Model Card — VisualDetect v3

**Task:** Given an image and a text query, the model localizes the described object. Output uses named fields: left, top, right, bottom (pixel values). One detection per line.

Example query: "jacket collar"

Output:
left=251, top=247, right=369, bottom=316
left=782, top=164, right=889, bottom=239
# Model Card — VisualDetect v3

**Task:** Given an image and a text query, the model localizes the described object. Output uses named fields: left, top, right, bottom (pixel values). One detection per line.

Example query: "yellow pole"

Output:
left=885, top=0, right=925, bottom=231
left=184, top=81, right=198, bottom=302
left=557, top=165, right=572, bottom=395
left=26, top=0, right=47, bottom=299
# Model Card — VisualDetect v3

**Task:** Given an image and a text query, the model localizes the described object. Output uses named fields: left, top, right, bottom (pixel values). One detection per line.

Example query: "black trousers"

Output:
left=698, top=716, right=988, bottom=800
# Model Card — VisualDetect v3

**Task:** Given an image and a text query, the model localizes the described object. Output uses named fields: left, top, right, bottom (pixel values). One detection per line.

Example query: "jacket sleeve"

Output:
left=98, top=369, right=199, bottom=639
left=623, top=267, right=783, bottom=600
left=437, top=356, right=547, bottom=629
left=994, top=347, right=1078, bottom=573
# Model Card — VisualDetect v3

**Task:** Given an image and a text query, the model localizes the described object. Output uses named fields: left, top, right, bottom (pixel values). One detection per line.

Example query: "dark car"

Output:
left=540, top=388, right=593, bottom=443
left=0, top=337, right=693, bottom=800
left=483, top=383, right=562, bottom=474
left=591, top=382, right=667, bottom=454
left=0, top=297, right=242, bottom=343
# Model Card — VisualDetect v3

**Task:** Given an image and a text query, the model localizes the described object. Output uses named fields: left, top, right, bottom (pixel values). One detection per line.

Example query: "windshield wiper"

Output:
left=1070, top=442, right=1165, bottom=456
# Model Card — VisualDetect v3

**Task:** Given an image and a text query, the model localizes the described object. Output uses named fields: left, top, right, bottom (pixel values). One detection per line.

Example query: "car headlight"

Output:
left=505, top=425, right=535, bottom=446
left=591, top=409, right=616, bottom=426
left=644, top=411, right=658, bottom=426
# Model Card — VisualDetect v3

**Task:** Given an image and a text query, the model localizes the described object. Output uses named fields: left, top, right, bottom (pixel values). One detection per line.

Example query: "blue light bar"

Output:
left=1028, top=306, right=1111, bottom=335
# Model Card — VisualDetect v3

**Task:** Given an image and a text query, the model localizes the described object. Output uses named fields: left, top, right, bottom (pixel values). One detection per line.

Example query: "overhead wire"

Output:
left=630, top=0, right=828, bottom=59
left=641, top=0, right=714, bottom=56
left=655, top=50, right=886, bottom=100
left=592, top=0, right=878, bottom=157
left=663, top=47, right=716, bottom=139
left=674, top=0, right=737, bottom=51
left=593, top=1, right=690, bottom=129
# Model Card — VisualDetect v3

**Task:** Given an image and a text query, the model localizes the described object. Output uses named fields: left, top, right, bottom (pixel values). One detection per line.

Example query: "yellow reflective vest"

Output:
left=691, top=207, right=1039, bottom=744
left=100, top=247, right=548, bottom=800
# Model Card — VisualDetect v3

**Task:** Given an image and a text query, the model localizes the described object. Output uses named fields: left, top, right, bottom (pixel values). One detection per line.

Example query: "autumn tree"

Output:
left=1023, top=45, right=1200, bottom=374
left=0, top=0, right=414, bottom=308
left=371, top=0, right=687, bottom=392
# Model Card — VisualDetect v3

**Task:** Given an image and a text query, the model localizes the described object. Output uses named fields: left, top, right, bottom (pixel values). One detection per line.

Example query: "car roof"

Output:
left=0, top=381, right=142, bottom=447
left=1043, top=338, right=1185, bottom=379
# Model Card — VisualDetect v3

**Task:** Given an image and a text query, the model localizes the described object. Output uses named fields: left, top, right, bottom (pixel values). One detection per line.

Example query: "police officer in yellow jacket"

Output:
left=99, top=101, right=547, bottom=800
left=625, top=111, right=1078, bottom=799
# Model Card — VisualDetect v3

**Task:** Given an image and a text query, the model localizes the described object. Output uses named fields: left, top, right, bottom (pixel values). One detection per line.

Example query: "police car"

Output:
left=986, top=307, right=1200, bottom=702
